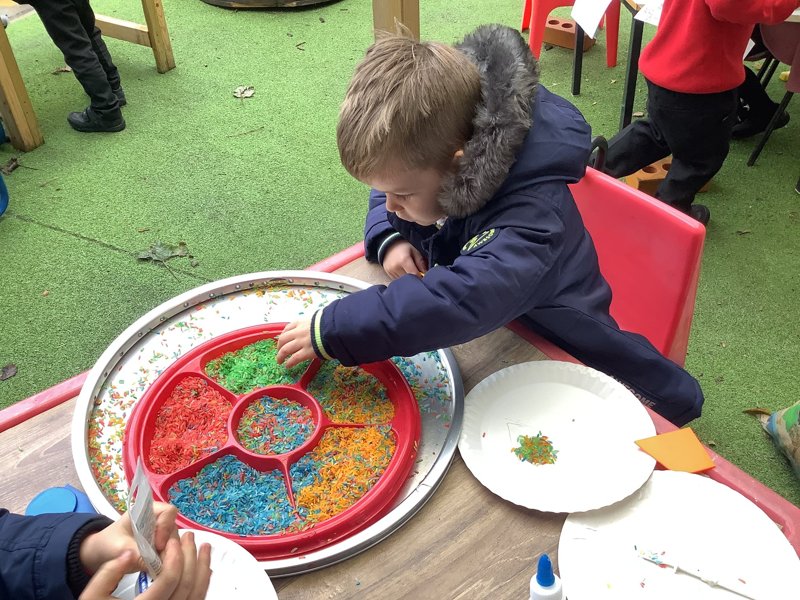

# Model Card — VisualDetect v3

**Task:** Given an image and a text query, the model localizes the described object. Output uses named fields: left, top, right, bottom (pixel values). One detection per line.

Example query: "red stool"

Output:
left=522, top=0, right=620, bottom=67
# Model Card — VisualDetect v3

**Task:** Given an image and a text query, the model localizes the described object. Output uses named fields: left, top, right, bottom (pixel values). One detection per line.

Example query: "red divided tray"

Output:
left=123, top=323, right=420, bottom=560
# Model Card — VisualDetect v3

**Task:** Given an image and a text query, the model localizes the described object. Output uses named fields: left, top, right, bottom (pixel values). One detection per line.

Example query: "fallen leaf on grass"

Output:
left=632, top=111, right=645, bottom=118
left=610, top=79, right=617, bottom=84
left=1, top=157, right=37, bottom=174
left=137, top=240, right=189, bottom=263
left=736, top=229, right=752, bottom=235
left=319, top=16, right=325, bottom=23
left=295, top=41, right=306, bottom=51
left=0, top=364, right=17, bottom=381
left=41, top=290, right=49, bottom=297
left=743, top=407, right=771, bottom=416
left=190, top=259, right=200, bottom=268
left=233, top=85, right=255, bottom=99
left=137, top=227, right=150, bottom=233
left=1, top=158, right=20, bottom=175
left=51, top=65, right=72, bottom=74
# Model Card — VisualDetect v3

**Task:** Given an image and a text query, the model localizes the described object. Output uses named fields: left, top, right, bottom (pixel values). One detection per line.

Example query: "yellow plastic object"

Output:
left=635, top=427, right=715, bottom=473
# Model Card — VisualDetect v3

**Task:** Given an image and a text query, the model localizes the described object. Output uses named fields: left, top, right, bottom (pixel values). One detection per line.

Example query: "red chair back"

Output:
left=568, top=168, right=706, bottom=366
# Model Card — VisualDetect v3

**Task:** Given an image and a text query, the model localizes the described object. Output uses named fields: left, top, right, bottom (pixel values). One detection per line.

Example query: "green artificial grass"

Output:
left=1, top=0, right=798, bottom=505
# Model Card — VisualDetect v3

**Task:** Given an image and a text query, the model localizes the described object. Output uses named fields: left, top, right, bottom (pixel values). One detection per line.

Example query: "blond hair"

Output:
left=337, top=34, right=481, bottom=179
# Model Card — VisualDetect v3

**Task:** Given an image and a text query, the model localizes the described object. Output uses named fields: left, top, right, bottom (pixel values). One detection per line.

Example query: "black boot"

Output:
left=67, top=107, right=125, bottom=132
left=732, top=110, right=790, bottom=139
left=688, top=204, right=710, bottom=226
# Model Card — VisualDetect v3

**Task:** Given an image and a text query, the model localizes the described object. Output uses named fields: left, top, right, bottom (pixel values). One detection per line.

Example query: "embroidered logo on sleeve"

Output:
left=461, top=228, right=497, bottom=254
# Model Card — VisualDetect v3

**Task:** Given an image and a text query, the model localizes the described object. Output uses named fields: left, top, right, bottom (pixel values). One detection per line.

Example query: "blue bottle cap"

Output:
left=536, top=553, right=555, bottom=587
left=26, top=487, right=78, bottom=515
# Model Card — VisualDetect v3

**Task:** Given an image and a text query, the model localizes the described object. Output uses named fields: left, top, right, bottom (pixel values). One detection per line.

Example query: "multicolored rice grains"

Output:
left=146, top=341, right=401, bottom=537
left=168, top=427, right=396, bottom=535
left=307, top=360, right=395, bottom=423
left=512, top=432, right=559, bottom=465
left=236, top=396, right=314, bottom=455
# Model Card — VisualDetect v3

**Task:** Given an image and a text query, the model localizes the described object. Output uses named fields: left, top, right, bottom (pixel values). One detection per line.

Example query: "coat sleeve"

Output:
left=318, top=213, right=565, bottom=365
left=0, top=509, right=113, bottom=600
left=364, top=189, right=403, bottom=264
left=705, top=0, right=797, bottom=24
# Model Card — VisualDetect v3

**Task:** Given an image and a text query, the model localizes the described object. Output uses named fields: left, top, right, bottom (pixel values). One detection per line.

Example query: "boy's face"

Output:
left=365, top=167, right=447, bottom=226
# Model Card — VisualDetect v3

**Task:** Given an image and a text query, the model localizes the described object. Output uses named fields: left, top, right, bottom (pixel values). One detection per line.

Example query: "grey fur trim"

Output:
left=440, top=25, right=539, bottom=218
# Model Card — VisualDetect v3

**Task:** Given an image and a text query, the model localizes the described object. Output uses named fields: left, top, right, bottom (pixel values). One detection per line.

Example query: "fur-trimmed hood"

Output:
left=440, top=25, right=589, bottom=218
left=439, top=25, right=539, bottom=217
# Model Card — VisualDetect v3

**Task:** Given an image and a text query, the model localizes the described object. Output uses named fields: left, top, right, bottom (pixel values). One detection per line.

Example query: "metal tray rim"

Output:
left=70, top=269, right=464, bottom=574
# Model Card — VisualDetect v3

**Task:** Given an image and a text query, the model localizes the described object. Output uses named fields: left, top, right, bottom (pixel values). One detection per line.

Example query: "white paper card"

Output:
left=571, top=0, right=613, bottom=39
left=128, top=458, right=163, bottom=578
left=634, top=0, right=663, bottom=26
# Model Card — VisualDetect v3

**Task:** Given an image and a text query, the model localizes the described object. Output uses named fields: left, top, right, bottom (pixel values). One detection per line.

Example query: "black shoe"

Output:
left=112, top=86, right=127, bottom=107
left=732, top=110, right=790, bottom=139
left=67, top=107, right=125, bottom=133
left=688, top=204, right=710, bottom=226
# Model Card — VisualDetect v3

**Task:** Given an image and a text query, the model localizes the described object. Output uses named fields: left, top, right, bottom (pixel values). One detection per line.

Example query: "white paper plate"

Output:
left=559, top=471, right=799, bottom=599
left=458, top=361, right=656, bottom=513
left=114, top=529, right=277, bottom=599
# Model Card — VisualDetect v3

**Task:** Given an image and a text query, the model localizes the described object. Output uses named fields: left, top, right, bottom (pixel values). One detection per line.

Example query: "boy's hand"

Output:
left=277, top=320, right=316, bottom=368
left=79, top=534, right=212, bottom=600
left=383, top=241, right=427, bottom=279
left=80, top=503, right=180, bottom=576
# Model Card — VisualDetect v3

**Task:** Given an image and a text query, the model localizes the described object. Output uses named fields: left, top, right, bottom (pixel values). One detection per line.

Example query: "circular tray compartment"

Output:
left=123, top=323, right=420, bottom=560
left=72, top=271, right=464, bottom=575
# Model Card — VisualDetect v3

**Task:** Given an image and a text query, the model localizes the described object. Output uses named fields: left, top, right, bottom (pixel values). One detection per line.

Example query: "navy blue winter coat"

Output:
left=0, top=509, right=112, bottom=599
left=315, top=25, right=703, bottom=426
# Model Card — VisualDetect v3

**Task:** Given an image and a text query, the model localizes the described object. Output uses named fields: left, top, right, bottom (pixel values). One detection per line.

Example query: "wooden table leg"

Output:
left=141, top=0, right=174, bottom=73
left=0, top=25, right=44, bottom=152
left=372, top=0, right=420, bottom=41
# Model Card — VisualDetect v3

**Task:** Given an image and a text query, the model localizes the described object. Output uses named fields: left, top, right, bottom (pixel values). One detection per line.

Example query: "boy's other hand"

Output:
left=277, top=320, right=316, bottom=368
left=79, top=534, right=211, bottom=600
left=383, top=241, right=427, bottom=279
left=80, top=503, right=180, bottom=576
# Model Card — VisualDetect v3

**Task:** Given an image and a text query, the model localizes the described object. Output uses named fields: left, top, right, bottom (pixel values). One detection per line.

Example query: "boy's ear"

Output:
left=450, top=149, right=464, bottom=171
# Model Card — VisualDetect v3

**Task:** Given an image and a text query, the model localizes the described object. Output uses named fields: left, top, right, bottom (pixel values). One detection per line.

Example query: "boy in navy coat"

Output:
left=277, top=25, right=704, bottom=426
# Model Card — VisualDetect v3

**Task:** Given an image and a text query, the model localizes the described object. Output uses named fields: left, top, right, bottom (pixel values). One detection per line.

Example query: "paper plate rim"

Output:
left=558, top=470, right=800, bottom=599
left=458, top=360, right=656, bottom=513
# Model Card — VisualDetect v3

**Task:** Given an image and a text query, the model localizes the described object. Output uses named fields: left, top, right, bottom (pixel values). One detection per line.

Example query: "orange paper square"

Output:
left=635, top=428, right=715, bottom=473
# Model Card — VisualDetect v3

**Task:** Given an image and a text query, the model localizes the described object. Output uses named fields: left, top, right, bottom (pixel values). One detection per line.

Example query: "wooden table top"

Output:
left=0, top=257, right=561, bottom=600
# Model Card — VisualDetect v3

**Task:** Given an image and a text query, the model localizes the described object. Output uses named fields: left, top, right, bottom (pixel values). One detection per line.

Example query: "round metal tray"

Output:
left=71, top=270, right=464, bottom=576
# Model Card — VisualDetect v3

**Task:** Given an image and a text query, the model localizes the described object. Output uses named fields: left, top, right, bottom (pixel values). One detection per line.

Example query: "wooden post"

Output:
left=141, top=0, right=175, bottom=73
left=372, top=0, right=420, bottom=40
left=96, top=0, right=175, bottom=74
left=0, top=25, right=43, bottom=152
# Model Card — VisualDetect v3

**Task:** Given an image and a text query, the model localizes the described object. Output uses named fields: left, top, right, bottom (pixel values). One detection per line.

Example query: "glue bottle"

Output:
left=529, top=553, right=563, bottom=600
